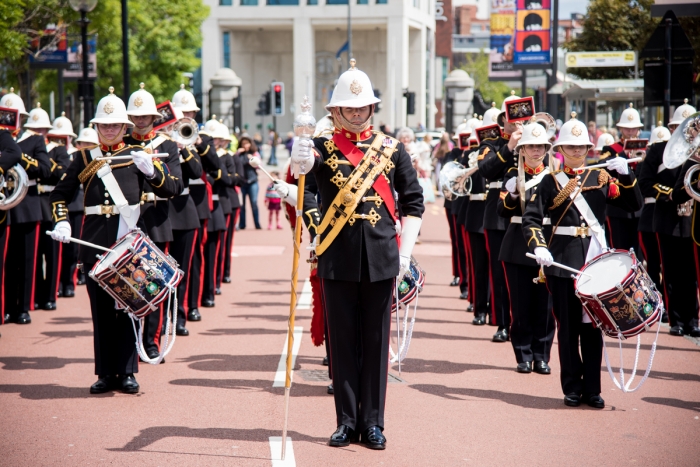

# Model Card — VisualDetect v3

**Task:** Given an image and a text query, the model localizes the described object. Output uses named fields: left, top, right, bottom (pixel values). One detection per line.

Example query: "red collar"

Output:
left=334, top=127, right=373, bottom=142
left=524, top=164, right=545, bottom=175
left=100, top=142, right=126, bottom=152
left=563, top=165, right=585, bottom=175
left=502, top=133, right=511, bottom=141
left=132, top=129, right=156, bottom=141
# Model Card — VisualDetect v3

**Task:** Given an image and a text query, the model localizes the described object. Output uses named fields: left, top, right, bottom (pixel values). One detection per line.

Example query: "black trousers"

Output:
left=170, top=229, right=197, bottom=327
left=484, top=229, right=510, bottom=327
left=85, top=268, right=138, bottom=376
left=35, top=220, right=61, bottom=306
left=141, top=241, right=167, bottom=353
left=606, top=217, right=639, bottom=252
left=455, top=224, right=468, bottom=293
left=322, top=274, right=392, bottom=432
left=59, top=212, right=83, bottom=292
left=658, top=234, right=698, bottom=328
left=222, top=208, right=239, bottom=281
left=467, top=231, right=490, bottom=317
left=504, top=262, right=554, bottom=363
left=547, top=275, right=602, bottom=396
left=203, top=228, right=225, bottom=303
left=188, top=223, right=207, bottom=311
left=0, top=221, right=8, bottom=322
left=5, top=221, right=39, bottom=316
left=446, top=209, right=459, bottom=277
left=638, top=231, right=661, bottom=292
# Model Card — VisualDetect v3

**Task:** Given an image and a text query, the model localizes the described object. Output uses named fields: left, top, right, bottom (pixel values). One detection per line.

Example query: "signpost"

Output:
left=565, top=51, right=637, bottom=68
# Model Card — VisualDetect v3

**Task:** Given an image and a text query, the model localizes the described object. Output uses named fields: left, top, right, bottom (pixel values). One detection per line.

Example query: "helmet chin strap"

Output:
left=331, top=106, right=373, bottom=134
left=559, top=146, right=586, bottom=168
left=96, top=124, right=126, bottom=147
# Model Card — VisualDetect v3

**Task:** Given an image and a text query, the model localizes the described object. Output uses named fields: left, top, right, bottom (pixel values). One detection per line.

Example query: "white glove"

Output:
left=274, top=180, right=298, bottom=205
left=606, top=156, right=629, bottom=175
left=533, top=247, right=553, bottom=267
left=307, top=235, right=319, bottom=254
left=398, top=216, right=422, bottom=278
left=248, top=156, right=261, bottom=168
left=395, top=219, right=402, bottom=235
left=290, top=138, right=315, bottom=178
left=131, top=151, right=155, bottom=178
left=51, top=220, right=72, bottom=243
left=467, top=151, right=478, bottom=169
left=505, top=177, right=517, bottom=194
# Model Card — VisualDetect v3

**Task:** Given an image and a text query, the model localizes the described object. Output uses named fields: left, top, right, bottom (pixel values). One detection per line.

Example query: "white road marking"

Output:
left=269, top=437, right=295, bottom=467
left=297, top=279, right=311, bottom=310
left=273, top=326, right=303, bottom=388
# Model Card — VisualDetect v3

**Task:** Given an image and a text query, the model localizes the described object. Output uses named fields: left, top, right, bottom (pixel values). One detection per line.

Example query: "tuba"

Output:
left=439, top=161, right=473, bottom=200
left=0, top=164, right=29, bottom=210
left=534, top=112, right=557, bottom=140
left=171, top=117, right=199, bottom=146
left=663, top=112, right=700, bottom=201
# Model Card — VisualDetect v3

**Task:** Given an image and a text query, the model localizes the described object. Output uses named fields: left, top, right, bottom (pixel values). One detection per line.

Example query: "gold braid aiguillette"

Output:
left=550, top=177, right=579, bottom=210
left=79, top=159, right=107, bottom=184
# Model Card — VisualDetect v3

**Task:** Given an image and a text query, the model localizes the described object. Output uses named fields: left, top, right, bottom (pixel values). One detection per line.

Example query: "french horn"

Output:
left=663, top=112, right=700, bottom=201
left=439, top=161, right=473, bottom=200
left=534, top=112, right=557, bottom=139
left=0, top=164, right=29, bottom=210
left=171, top=117, right=199, bottom=146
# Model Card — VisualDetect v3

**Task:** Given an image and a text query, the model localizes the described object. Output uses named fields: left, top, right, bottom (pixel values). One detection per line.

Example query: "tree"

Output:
left=459, top=51, right=513, bottom=105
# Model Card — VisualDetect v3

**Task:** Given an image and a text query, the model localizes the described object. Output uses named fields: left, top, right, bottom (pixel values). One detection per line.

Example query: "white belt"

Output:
left=511, top=216, right=550, bottom=225
left=487, top=181, right=502, bottom=189
left=469, top=193, right=485, bottom=201
left=37, top=184, right=55, bottom=193
left=179, top=187, right=190, bottom=196
left=553, top=226, right=591, bottom=238
left=27, top=180, right=37, bottom=187
left=644, top=197, right=656, bottom=204
left=189, top=178, right=205, bottom=185
left=85, top=204, right=140, bottom=216
left=141, top=193, right=169, bottom=202
left=212, top=194, right=219, bottom=201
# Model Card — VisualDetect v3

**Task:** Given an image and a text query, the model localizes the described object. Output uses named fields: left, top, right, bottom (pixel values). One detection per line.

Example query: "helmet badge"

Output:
left=134, top=96, right=143, bottom=107
left=531, top=127, right=541, bottom=137
left=104, top=101, right=115, bottom=114
left=571, top=125, right=582, bottom=137
left=349, top=79, right=363, bottom=96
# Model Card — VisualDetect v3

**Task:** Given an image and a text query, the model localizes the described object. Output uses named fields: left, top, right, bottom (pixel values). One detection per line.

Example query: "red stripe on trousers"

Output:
left=183, top=229, right=198, bottom=314
left=656, top=233, right=670, bottom=312
left=54, top=242, right=63, bottom=298
left=464, top=230, right=476, bottom=307
left=1, top=225, right=9, bottom=324
left=197, top=221, right=208, bottom=308
left=29, top=222, right=40, bottom=311
left=483, top=229, right=497, bottom=324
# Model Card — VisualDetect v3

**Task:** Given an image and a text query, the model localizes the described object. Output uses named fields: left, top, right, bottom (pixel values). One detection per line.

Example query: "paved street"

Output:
left=1, top=193, right=699, bottom=466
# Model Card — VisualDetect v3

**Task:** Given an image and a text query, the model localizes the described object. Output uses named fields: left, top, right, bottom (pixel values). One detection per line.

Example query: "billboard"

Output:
left=28, top=25, right=68, bottom=66
left=64, top=34, right=98, bottom=79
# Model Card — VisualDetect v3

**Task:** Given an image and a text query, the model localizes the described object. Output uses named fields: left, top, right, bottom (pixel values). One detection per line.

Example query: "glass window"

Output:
left=358, top=0, right=369, bottom=4
left=222, top=32, right=230, bottom=69
left=327, top=0, right=348, bottom=4
left=219, top=0, right=232, bottom=5
left=376, top=0, right=387, bottom=4
left=308, top=0, right=318, bottom=4
left=267, top=0, right=299, bottom=4
left=241, top=0, right=258, bottom=5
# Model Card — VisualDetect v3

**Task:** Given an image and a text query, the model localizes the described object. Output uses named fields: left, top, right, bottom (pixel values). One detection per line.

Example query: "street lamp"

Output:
left=69, top=0, right=98, bottom=128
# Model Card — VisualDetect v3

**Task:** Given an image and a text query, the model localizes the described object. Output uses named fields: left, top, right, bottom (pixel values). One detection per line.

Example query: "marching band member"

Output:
left=523, top=113, right=643, bottom=408
left=290, top=60, right=424, bottom=449
left=449, top=120, right=471, bottom=300
left=29, top=104, right=71, bottom=311
left=445, top=127, right=462, bottom=288
left=124, top=83, right=184, bottom=360
left=1, top=89, right=51, bottom=325
left=49, top=87, right=181, bottom=394
left=498, top=122, right=554, bottom=374
left=221, top=135, right=245, bottom=285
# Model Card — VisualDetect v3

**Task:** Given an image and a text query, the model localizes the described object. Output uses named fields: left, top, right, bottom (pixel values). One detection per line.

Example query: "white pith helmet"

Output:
left=497, top=90, right=521, bottom=126
left=25, top=102, right=53, bottom=129
left=325, top=59, right=380, bottom=110
left=452, top=119, right=471, bottom=141
left=213, top=122, right=232, bottom=141
left=516, top=122, right=551, bottom=151
left=76, top=124, right=99, bottom=145
left=669, top=99, right=696, bottom=127
left=649, top=124, right=671, bottom=144
left=173, top=107, right=184, bottom=121
left=594, top=133, right=615, bottom=151
left=172, top=83, right=200, bottom=112
left=127, top=83, right=161, bottom=117
left=617, top=103, right=643, bottom=129
left=199, top=115, right=220, bottom=136
left=91, top=87, right=134, bottom=127
left=483, top=102, right=501, bottom=126
left=553, top=112, right=593, bottom=150
left=48, top=112, right=77, bottom=138
left=0, top=87, right=29, bottom=116
left=466, top=113, right=481, bottom=132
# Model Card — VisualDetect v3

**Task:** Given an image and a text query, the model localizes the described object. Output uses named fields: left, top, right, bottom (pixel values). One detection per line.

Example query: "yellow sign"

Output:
left=491, top=13, right=515, bottom=36
left=516, top=10, right=550, bottom=31
left=565, top=51, right=637, bottom=68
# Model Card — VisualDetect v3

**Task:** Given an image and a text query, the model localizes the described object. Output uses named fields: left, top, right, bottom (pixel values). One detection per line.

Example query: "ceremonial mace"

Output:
left=281, top=96, right=316, bottom=460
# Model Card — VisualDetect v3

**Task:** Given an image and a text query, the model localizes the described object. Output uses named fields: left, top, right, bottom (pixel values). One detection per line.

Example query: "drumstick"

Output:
left=583, top=157, right=643, bottom=171
left=250, top=160, right=277, bottom=182
left=525, top=253, right=591, bottom=277
left=45, top=231, right=115, bottom=253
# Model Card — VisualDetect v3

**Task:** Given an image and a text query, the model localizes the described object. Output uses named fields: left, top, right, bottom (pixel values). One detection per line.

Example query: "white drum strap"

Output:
left=602, top=320, right=661, bottom=393
left=554, top=171, right=608, bottom=251
left=145, top=135, right=167, bottom=153
left=524, top=167, right=550, bottom=191
left=130, top=285, right=178, bottom=365
left=389, top=281, right=419, bottom=369
left=91, top=147, right=140, bottom=238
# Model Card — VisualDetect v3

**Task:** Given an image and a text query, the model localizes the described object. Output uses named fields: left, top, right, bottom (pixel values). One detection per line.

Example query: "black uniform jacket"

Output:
left=125, top=131, right=184, bottom=243
left=66, top=149, right=85, bottom=213
left=672, top=159, right=700, bottom=245
left=600, top=143, right=640, bottom=220
left=464, top=170, right=486, bottom=234
left=12, top=131, right=52, bottom=224
left=477, top=134, right=516, bottom=231
left=497, top=163, right=552, bottom=267
left=215, top=150, right=236, bottom=215
left=49, top=142, right=181, bottom=264
left=636, top=155, right=655, bottom=234
left=191, top=134, right=225, bottom=220
left=638, top=140, right=691, bottom=237
left=310, top=130, right=424, bottom=282
left=443, top=148, right=459, bottom=212
left=522, top=166, right=643, bottom=278
left=0, top=130, right=23, bottom=225
left=227, top=153, right=245, bottom=210
left=169, top=146, right=202, bottom=231
left=39, top=143, right=71, bottom=222
left=448, top=147, right=469, bottom=224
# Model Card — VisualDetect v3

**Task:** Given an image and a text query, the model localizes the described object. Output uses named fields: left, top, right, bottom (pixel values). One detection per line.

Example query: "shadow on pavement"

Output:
left=0, top=383, right=112, bottom=399
left=200, top=328, right=287, bottom=337
left=392, top=358, right=511, bottom=374
left=229, top=313, right=310, bottom=322
left=40, top=330, right=93, bottom=339
left=169, top=378, right=327, bottom=397
left=409, top=384, right=565, bottom=409
left=47, top=316, right=92, bottom=325
left=178, top=354, right=282, bottom=372
left=232, top=302, right=292, bottom=308
left=0, top=356, right=93, bottom=370
left=110, top=426, right=327, bottom=452
left=410, top=331, right=493, bottom=342
left=641, top=397, right=700, bottom=412
left=604, top=367, right=700, bottom=384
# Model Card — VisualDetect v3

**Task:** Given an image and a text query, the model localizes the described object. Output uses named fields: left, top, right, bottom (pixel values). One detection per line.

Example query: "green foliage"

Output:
left=458, top=51, right=513, bottom=104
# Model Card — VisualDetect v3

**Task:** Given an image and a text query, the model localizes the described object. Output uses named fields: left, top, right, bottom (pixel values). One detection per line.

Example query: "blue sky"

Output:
left=559, top=0, right=589, bottom=19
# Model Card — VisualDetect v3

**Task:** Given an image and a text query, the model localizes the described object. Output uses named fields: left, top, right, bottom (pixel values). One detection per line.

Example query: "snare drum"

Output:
left=393, top=256, right=425, bottom=312
left=89, top=229, right=183, bottom=318
left=574, top=249, right=662, bottom=339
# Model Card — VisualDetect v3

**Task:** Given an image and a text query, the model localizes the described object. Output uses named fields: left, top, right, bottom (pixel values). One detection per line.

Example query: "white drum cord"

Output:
left=389, top=281, right=419, bottom=370
left=131, top=284, right=178, bottom=365
left=602, top=317, right=661, bottom=393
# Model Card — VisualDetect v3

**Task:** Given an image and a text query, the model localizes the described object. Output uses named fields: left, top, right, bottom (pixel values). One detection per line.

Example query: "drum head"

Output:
left=93, top=232, right=139, bottom=275
left=577, top=253, right=633, bottom=296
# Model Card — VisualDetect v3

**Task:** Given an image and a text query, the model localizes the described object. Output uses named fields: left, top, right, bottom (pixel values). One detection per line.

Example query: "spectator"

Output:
left=588, top=121, right=602, bottom=157
left=432, top=132, right=453, bottom=197
left=265, top=171, right=283, bottom=230
left=267, top=127, right=279, bottom=166
left=236, top=136, right=262, bottom=230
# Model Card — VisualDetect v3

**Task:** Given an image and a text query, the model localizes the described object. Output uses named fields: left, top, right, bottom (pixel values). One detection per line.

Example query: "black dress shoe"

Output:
left=516, top=362, right=532, bottom=373
left=361, top=426, right=386, bottom=450
left=77, top=277, right=86, bottom=285
left=176, top=324, right=189, bottom=336
left=327, top=383, right=334, bottom=394
left=669, top=325, right=684, bottom=336
left=17, top=312, right=31, bottom=324
left=188, top=309, right=201, bottom=321
left=472, top=313, right=486, bottom=325
left=322, top=356, right=329, bottom=366
left=467, top=304, right=474, bottom=313
left=449, top=277, right=460, bottom=286
left=57, top=288, right=63, bottom=298
left=90, top=375, right=116, bottom=394
left=689, top=326, right=700, bottom=338
left=584, top=394, right=605, bottom=409
left=329, top=425, right=357, bottom=447
left=201, top=299, right=215, bottom=308
left=492, top=327, right=508, bottom=342
left=121, top=374, right=140, bottom=394
left=533, top=361, right=551, bottom=375
left=564, top=394, right=581, bottom=407
left=63, top=286, right=75, bottom=298
left=223, top=276, right=231, bottom=284
left=3, top=313, right=10, bottom=323
left=215, top=287, right=222, bottom=295
left=661, top=312, right=669, bottom=324
left=42, top=301, right=57, bottom=310
left=459, top=291, right=469, bottom=300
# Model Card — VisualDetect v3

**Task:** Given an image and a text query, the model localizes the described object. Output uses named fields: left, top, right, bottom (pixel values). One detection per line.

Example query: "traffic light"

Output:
left=271, top=82, right=284, bottom=117
left=374, top=89, right=381, bottom=113
left=255, top=91, right=271, bottom=116
left=403, top=90, right=416, bottom=115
